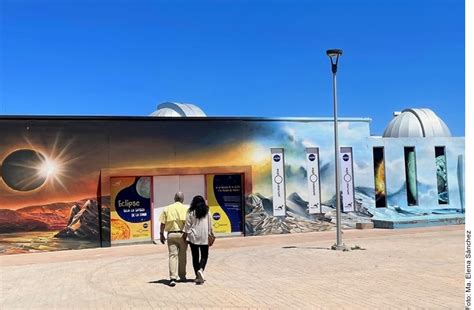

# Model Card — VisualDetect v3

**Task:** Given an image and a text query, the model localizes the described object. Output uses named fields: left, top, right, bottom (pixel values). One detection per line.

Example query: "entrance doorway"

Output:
left=151, top=173, right=244, bottom=240
left=152, top=175, right=205, bottom=239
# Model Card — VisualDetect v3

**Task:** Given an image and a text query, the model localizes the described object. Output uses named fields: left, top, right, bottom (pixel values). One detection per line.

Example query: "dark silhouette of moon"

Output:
left=0, top=149, right=47, bottom=191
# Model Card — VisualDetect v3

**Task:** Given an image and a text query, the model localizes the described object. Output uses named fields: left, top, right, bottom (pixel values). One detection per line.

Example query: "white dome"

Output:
left=383, top=108, right=451, bottom=137
left=150, top=102, right=206, bottom=117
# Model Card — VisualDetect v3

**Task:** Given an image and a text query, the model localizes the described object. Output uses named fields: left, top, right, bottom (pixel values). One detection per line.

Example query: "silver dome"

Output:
left=383, top=108, right=451, bottom=137
left=150, top=102, right=206, bottom=117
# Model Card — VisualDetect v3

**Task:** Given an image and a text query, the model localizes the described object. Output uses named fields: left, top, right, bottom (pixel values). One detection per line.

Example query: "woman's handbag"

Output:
left=208, top=232, right=216, bottom=247
left=208, top=213, right=215, bottom=247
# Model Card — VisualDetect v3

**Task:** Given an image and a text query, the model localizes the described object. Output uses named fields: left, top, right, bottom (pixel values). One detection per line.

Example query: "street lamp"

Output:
left=326, top=48, right=347, bottom=251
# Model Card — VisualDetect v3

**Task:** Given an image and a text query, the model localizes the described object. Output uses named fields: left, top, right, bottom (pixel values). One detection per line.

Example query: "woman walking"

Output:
left=182, top=195, right=214, bottom=284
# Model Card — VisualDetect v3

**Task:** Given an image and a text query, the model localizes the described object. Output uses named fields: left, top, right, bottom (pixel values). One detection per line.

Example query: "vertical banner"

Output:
left=271, top=148, right=286, bottom=216
left=305, top=148, right=322, bottom=214
left=340, top=147, right=355, bottom=212
left=110, top=176, right=151, bottom=244
left=206, top=174, right=243, bottom=234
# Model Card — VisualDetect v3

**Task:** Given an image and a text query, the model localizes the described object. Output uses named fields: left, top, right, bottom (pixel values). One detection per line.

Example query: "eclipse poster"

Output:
left=110, top=176, right=151, bottom=243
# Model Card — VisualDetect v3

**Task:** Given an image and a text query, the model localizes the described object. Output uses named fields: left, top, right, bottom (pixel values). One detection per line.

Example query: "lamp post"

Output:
left=326, top=49, right=347, bottom=251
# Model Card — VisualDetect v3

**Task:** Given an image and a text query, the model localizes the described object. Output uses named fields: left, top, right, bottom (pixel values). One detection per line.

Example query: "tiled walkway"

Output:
left=0, top=225, right=465, bottom=309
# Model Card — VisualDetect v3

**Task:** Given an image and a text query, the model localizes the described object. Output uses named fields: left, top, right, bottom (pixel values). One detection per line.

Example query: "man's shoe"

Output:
left=169, top=279, right=176, bottom=287
left=196, top=269, right=205, bottom=283
left=178, top=277, right=187, bottom=283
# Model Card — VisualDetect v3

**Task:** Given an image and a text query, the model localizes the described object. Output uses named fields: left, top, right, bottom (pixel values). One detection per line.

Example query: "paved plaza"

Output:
left=0, top=225, right=465, bottom=309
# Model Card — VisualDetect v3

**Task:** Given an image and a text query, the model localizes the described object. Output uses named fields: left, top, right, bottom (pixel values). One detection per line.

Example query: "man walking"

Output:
left=159, top=192, right=189, bottom=287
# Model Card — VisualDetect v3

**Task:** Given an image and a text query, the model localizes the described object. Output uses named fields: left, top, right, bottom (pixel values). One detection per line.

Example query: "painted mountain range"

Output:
left=55, top=199, right=108, bottom=241
left=0, top=198, right=94, bottom=233
left=245, top=191, right=379, bottom=236
left=0, top=209, right=49, bottom=233
left=245, top=192, right=336, bottom=236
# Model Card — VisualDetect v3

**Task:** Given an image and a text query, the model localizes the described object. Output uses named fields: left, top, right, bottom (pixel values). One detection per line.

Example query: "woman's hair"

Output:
left=189, top=195, right=209, bottom=219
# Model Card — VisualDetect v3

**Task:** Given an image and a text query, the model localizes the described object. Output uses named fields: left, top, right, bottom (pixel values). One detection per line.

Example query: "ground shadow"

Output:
left=148, top=279, right=169, bottom=286
left=282, top=246, right=330, bottom=250
left=148, top=279, right=195, bottom=286
left=282, top=245, right=366, bottom=251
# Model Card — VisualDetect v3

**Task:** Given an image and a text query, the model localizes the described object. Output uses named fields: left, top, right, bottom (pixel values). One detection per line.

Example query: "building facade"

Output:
left=0, top=104, right=465, bottom=254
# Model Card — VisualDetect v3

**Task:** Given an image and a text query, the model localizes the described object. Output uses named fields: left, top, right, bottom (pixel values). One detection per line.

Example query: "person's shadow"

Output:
left=148, top=279, right=195, bottom=286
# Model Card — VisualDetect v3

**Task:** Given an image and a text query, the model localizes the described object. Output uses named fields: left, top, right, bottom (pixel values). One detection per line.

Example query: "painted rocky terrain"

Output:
left=0, top=198, right=107, bottom=255
left=245, top=192, right=373, bottom=236
left=55, top=200, right=102, bottom=240
left=245, top=193, right=335, bottom=235
left=54, top=197, right=110, bottom=243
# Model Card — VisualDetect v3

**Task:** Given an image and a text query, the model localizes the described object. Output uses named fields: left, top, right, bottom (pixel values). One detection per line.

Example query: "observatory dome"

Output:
left=382, top=108, right=451, bottom=137
left=150, top=102, right=206, bottom=117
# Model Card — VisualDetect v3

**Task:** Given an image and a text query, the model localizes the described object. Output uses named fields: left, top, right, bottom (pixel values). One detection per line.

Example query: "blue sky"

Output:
left=0, top=0, right=465, bottom=136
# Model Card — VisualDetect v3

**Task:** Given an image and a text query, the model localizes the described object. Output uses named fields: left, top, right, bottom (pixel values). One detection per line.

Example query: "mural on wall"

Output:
left=0, top=161, right=100, bottom=254
left=244, top=121, right=374, bottom=235
left=0, top=118, right=465, bottom=254
left=365, top=137, right=465, bottom=221
left=0, top=120, right=107, bottom=254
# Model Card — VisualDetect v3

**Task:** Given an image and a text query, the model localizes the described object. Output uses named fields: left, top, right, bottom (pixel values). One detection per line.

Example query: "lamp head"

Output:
left=326, top=49, right=343, bottom=57
left=326, top=48, right=343, bottom=74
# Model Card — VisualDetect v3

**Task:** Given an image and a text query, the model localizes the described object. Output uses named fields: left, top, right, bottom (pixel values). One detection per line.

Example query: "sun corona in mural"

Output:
left=1, top=147, right=68, bottom=192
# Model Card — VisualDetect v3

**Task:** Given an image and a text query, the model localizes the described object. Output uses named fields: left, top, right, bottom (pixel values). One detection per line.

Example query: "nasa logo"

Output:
left=343, top=154, right=350, bottom=161
left=213, top=212, right=221, bottom=220
left=308, top=154, right=316, bottom=161
left=273, top=154, right=281, bottom=162
left=143, top=223, right=148, bottom=229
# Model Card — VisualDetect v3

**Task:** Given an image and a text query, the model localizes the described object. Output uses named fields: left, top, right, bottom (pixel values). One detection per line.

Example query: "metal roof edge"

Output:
left=0, top=115, right=373, bottom=122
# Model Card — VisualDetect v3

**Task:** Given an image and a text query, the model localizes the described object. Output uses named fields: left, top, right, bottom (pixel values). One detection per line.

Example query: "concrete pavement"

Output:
left=0, top=225, right=465, bottom=309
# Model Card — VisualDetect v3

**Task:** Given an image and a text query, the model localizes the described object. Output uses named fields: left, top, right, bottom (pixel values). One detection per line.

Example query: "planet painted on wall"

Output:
left=0, top=149, right=48, bottom=191
left=136, top=177, right=151, bottom=199
left=406, top=151, right=417, bottom=204
left=374, top=160, right=385, bottom=197
left=436, top=155, right=448, bottom=203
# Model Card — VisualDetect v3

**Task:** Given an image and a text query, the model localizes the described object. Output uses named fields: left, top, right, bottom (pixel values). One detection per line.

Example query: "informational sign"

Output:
left=206, top=174, right=243, bottom=234
left=271, top=148, right=286, bottom=216
left=340, top=147, right=355, bottom=212
left=306, top=148, right=322, bottom=214
left=110, top=176, right=151, bottom=243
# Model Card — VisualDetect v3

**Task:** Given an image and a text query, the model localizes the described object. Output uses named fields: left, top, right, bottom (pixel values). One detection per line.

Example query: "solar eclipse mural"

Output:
left=0, top=148, right=70, bottom=192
